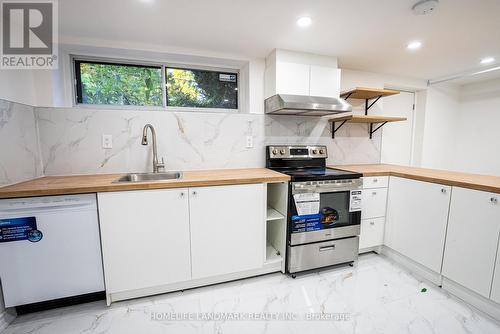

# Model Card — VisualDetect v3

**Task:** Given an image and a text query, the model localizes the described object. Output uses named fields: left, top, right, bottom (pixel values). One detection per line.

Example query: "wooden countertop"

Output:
left=0, top=168, right=290, bottom=199
left=333, top=164, right=500, bottom=194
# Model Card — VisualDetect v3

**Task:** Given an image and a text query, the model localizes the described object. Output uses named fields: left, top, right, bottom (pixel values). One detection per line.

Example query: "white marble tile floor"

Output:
left=3, top=253, right=500, bottom=334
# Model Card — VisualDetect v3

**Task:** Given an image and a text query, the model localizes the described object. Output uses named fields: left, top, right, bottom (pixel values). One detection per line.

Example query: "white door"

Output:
left=380, top=91, right=415, bottom=165
left=385, top=177, right=451, bottom=273
left=189, top=184, right=265, bottom=279
left=309, top=66, right=340, bottom=98
left=98, top=189, right=191, bottom=293
left=443, top=187, right=500, bottom=298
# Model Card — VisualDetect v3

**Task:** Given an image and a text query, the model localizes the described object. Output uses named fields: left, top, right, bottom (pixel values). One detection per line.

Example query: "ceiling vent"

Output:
left=412, top=0, right=439, bottom=15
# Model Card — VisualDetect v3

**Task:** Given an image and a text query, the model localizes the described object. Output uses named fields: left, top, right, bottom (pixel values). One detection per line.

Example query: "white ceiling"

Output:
left=59, top=0, right=500, bottom=80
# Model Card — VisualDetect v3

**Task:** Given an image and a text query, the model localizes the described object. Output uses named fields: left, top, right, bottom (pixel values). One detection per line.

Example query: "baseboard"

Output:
left=381, top=246, right=442, bottom=285
left=442, top=277, right=500, bottom=323
left=108, top=265, right=282, bottom=305
left=0, top=308, right=16, bottom=333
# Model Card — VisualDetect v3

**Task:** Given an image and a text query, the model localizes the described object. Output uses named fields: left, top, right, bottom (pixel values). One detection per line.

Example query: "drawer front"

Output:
left=288, top=237, right=359, bottom=273
left=359, top=217, right=385, bottom=249
left=362, top=188, right=388, bottom=219
left=363, top=176, right=389, bottom=189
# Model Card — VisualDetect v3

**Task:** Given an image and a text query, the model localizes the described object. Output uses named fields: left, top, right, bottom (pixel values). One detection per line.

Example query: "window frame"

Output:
left=71, top=56, right=240, bottom=112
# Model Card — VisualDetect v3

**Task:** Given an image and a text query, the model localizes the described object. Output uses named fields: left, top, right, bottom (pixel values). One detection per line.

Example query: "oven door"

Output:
left=289, top=180, right=362, bottom=245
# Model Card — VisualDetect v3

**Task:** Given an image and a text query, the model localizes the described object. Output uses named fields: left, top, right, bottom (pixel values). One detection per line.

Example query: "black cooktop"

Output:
left=271, top=167, right=362, bottom=181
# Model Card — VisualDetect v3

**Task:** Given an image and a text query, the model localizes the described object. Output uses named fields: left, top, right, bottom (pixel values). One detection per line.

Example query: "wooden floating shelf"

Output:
left=328, top=114, right=407, bottom=124
left=329, top=114, right=407, bottom=139
left=340, top=87, right=400, bottom=100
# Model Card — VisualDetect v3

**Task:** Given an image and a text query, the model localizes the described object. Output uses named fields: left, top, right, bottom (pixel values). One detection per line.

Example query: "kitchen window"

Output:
left=73, top=58, right=239, bottom=110
left=74, top=61, right=163, bottom=107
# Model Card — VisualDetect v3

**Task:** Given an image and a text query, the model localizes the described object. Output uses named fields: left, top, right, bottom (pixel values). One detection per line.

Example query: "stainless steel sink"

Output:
left=113, top=172, right=182, bottom=183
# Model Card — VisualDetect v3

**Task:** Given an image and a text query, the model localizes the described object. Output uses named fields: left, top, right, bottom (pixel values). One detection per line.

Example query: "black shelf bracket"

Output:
left=331, top=120, right=347, bottom=139
left=364, top=96, right=382, bottom=115
left=369, top=121, right=388, bottom=139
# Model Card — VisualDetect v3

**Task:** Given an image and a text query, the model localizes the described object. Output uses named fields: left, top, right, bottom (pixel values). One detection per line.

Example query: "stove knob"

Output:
left=319, top=149, right=325, bottom=154
left=272, top=149, right=278, bottom=155
left=280, top=149, right=286, bottom=155
left=312, top=149, right=318, bottom=154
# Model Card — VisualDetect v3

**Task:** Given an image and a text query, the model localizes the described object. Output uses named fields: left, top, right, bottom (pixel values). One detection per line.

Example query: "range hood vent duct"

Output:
left=265, top=94, right=352, bottom=116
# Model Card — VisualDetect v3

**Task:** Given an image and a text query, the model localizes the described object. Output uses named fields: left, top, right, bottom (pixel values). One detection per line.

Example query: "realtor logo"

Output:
left=1, top=0, right=58, bottom=69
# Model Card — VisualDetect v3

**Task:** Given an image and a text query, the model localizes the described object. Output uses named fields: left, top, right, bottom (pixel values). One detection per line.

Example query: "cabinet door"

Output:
left=385, top=177, right=451, bottom=273
left=98, top=189, right=191, bottom=293
left=275, top=62, right=310, bottom=95
left=189, top=184, right=265, bottom=279
left=361, top=188, right=387, bottom=219
left=359, top=217, right=385, bottom=250
left=443, top=188, right=500, bottom=298
left=309, top=66, right=340, bottom=98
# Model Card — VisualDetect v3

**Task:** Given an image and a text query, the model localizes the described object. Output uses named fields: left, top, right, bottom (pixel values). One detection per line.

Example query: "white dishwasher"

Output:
left=0, top=194, right=105, bottom=308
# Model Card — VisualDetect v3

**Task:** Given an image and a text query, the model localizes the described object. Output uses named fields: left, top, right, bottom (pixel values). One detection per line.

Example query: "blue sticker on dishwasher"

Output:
left=0, top=217, right=40, bottom=243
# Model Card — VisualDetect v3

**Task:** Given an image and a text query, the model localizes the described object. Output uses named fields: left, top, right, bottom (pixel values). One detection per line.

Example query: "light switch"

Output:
left=246, top=136, right=253, bottom=148
left=102, top=134, right=113, bottom=149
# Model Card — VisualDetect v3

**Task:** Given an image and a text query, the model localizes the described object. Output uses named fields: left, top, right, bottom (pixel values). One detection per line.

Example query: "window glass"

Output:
left=166, top=67, right=238, bottom=109
left=75, top=61, right=162, bottom=106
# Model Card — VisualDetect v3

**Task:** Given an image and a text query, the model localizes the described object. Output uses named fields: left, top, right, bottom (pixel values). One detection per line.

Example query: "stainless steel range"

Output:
left=266, top=145, right=363, bottom=275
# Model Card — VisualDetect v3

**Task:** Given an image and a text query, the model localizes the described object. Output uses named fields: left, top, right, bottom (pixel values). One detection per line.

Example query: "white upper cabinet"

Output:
left=189, top=184, right=265, bottom=279
left=275, top=62, right=310, bottom=96
left=385, top=177, right=451, bottom=273
left=309, top=65, right=341, bottom=98
left=443, top=187, right=500, bottom=298
left=265, top=49, right=340, bottom=99
left=98, top=189, right=192, bottom=294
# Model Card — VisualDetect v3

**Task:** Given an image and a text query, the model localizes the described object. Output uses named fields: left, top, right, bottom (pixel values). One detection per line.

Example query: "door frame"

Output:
left=383, top=86, right=418, bottom=166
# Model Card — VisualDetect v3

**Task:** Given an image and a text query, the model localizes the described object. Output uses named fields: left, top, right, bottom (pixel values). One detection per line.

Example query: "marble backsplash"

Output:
left=35, top=107, right=382, bottom=176
left=0, top=100, right=43, bottom=186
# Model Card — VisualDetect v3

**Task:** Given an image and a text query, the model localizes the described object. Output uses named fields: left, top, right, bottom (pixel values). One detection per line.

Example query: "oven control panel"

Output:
left=268, top=145, right=327, bottom=159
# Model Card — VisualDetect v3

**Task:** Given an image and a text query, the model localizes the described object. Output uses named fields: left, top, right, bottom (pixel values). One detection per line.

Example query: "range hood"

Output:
left=265, top=94, right=352, bottom=116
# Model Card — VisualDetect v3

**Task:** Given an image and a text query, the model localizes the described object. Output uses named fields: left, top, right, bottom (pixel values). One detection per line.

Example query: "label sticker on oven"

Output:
left=349, top=190, right=362, bottom=212
left=291, top=214, right=322, bottom=233
left=293, top=193, right=320, bottom=216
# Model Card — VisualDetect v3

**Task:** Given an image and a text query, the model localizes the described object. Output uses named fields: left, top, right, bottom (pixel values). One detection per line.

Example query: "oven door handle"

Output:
left=319, top=245, right=336, bottom=252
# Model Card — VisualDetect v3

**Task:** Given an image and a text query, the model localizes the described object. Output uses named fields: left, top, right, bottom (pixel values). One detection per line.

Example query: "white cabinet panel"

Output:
left=362, top=188, right=387, bottom=219
left=309, top=66, right=340, bottom=98
left=98, top=189, right=191, bottom=293
left=385, top=177, right=451, bottom=273
left=443, top=187, right=500, bottom=298
left=491, top=224, right=500, bottom=303
left=359, top=217, right=385, bottom=250
left=189, top=184, right=265, bottom=279
left=363, top=176, right=389, bottom=189
left=275, top=62, right=310, bottom=96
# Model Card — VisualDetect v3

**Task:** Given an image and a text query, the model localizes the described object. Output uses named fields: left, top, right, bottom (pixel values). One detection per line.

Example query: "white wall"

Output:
left=452, top=78, right=500, bottom=175
left=419, top=83, right=461, bottom=170
left=0, top=70, right=36, bottom=106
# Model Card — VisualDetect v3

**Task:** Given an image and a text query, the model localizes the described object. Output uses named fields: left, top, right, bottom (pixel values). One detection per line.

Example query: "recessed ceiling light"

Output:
left=480, top=57, right=495, bottom=64
left=407, top=41, right=422, bottom=50
left=297, top=17, right=312, bottom=28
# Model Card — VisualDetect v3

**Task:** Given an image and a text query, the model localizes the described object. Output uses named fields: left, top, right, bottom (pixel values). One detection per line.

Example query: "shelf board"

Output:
left=340, top=87, right=400, bottom=100
left=328, top=114, right=407, bottom=124
left=265, top=244, right=282, bottom=265
left=267, top=206, right=285, bottom=221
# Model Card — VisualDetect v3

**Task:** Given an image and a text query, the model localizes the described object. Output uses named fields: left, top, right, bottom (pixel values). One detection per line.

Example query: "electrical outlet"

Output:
left=246, top=136, right=253, bottom=148
left=102, top=134, right=113, bottom=149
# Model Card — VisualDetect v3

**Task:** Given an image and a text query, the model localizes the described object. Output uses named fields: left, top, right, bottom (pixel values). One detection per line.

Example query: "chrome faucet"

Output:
left=141, top=124, right=165, bottom=173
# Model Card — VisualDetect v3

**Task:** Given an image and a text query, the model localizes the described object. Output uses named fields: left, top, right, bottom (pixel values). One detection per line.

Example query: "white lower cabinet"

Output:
left=98, top=183, right=266, bottom=297
left=491, top=239, right=500, bottom=304
left=361, top=188, right=387, bottom=220
left=442, top=187, right=500, bottom=298
left=98, top=189, right=192, bottom=294
left=385, top=177, right=451, bottom=273
left=359, top=218, right=385, bottom=249
left=189, top=184, right=265, bottom=279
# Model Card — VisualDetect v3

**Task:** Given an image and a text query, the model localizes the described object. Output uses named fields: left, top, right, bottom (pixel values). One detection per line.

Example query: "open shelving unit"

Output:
left=330, top=87, right=406, bottom=139
left=265, top=182, right=288, bottom=272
